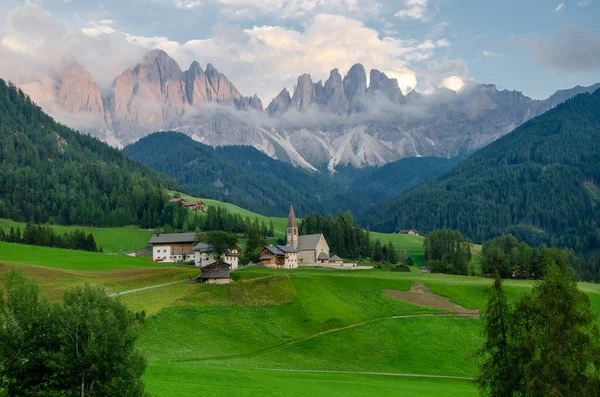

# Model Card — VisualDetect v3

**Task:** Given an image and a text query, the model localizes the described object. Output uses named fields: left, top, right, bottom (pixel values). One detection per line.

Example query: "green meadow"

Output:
left=0, top=218, right=153, bottom=254
left=2, top=242, right=600, bottom=396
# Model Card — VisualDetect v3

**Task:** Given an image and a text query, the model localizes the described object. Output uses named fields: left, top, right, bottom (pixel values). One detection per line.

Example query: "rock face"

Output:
left=57, top=63, right=105, bottom=115
left=343, top=64, right=367, bottom=112
left=108, top=49, right=187, bottom=140
left=291, top=74, right=316, bottom=111
left=33, top=49, right=600, bottom=172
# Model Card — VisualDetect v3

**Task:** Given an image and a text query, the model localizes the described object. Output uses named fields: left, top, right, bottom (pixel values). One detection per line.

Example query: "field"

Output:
left=0, top=219, right=153, bottom=254
left=2, top=242, right=600, bottom=396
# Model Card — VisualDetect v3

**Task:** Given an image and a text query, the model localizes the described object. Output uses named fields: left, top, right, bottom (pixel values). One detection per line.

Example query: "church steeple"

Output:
left=287, top=205, right=299, bottom=249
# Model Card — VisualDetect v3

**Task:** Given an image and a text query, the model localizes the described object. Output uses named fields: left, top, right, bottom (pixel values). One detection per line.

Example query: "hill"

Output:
left=360, top=89, right=600, bottom=253
left=125, top=132, right=456, bottom=217
left=0, top=79, right=176, bottom=227
left=125, top=132, right=340, bottom=217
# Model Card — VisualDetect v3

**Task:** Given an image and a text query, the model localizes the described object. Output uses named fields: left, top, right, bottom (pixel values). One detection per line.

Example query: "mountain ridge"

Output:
left=16, top=49, right=600, bottom=171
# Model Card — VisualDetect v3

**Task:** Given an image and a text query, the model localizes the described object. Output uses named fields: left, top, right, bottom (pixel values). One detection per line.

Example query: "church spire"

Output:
left=287, top=205, right=299, bottom=248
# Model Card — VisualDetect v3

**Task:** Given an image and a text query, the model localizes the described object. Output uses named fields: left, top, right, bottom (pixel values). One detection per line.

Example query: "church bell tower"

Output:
left=287, top=205, right=299, bottom=249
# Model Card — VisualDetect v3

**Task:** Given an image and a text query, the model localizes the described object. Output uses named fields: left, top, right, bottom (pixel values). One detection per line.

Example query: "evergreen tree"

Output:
left=476, top=276, right=517, bottom=396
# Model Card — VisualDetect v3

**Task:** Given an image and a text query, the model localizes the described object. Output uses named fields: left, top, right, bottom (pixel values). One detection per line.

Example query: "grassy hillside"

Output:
left=0, top=241, right=159, bottom=270
left=131, top=267, right=599, bottom=396
left=0, top=219, right=153, bottom=254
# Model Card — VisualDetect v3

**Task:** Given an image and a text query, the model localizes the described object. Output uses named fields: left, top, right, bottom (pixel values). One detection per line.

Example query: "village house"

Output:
left=149, top=232, right=196, bottom=263
left=396, top=229, right=419, bottom=235
left=193, top=243, right=240, bottom=269
left=196, top=261, right=232, bottom=284
left=259, top=245, right=298, bottom=269
left=286, top=206, right=330, bottom=264
left=169, top=197, right=206, bottom=212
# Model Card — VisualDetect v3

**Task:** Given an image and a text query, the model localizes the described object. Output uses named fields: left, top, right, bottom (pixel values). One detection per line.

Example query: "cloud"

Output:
left=395, top=0, right=432, bottom=21
left=525, top=28, right=600, bottom=72
left=578, top=0, right=590, bottom=6
left=178, top=0, right=382, bottom=19
left=482, top=50, right=504, bottom=57
left=0, top=4, right=146, bottom=91
left=156, top=14, right=452, bottom=100
left=554, top=2, right=565, bottom=12
left=173, top=0, right=202, bottom=9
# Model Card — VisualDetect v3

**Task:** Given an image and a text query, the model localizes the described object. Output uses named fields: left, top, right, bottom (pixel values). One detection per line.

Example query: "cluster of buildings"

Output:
left=168, top=197, right=206, bottom=212
left=148, top=206, right=343, bottom=283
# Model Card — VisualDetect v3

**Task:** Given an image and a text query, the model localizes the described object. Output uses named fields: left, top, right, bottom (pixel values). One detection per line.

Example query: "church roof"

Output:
left=287, top=205, right=298, bottom=229
left=298, top=234, right=323, bottom=251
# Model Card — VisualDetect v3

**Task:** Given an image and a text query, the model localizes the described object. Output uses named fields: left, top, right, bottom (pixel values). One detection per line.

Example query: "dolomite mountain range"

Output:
left=21, top=49, right=600, bottom=172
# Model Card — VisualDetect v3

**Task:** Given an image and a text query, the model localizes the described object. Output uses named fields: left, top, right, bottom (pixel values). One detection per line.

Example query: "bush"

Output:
left=391, top=264, right=411, bottom=272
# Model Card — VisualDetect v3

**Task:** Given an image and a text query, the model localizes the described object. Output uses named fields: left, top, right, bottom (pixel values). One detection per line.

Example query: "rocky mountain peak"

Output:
left=138, top=49, right=183, bottom=83
left=267, top=88, right=292, bottom=116
left=203, top=63, right=242, bottom=103
left=57, top=62, right=104, bottom=115
left=343, top=63, right=367, bottom=112
left=319, top=68, right=349, bottom=114
left=291, top=74, right=316, bottom=112
left=369, top=69, right=403, bottom=103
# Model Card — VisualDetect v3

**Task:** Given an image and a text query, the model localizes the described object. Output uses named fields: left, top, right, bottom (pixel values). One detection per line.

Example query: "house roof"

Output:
left=263, top=245, right=298, bottom=256
left=259, top=255, right=275, bottom=261
left=318, top=252, right=330, bottom=260
left=193, top=243, right=212, bottom=252
left=330, top=255, right=343, bottom=261
left=202, top=260, right=231, bottom=270
left=149, top=232, right=197, bottom=245
left=298, top=234, right=323, bottom=251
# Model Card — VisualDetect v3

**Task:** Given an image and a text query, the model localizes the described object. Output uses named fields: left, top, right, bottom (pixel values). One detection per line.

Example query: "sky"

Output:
left=0, top=0, right=599, bottom=103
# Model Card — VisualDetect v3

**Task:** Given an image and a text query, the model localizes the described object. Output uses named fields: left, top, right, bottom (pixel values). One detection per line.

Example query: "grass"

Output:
left=0, top=261, right=198, bottom=301
left=144, top=364, right=478, bottom=397
left=0, top=218, right=153, bottom=254
left=0, top=241, right=160, bottom=270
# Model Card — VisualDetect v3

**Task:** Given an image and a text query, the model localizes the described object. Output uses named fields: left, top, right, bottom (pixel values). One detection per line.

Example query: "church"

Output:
left=286, top=206, right=331, bottom=265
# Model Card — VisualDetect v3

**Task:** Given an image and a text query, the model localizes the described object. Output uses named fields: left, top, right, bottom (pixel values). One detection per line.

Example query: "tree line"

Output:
left=0, top=223, right=100, bottom=252
left=300, top=211, right=397, bottom=263
left=160, top=202, right=275, bottom=237
left=422, top=228, right=600, bottom=283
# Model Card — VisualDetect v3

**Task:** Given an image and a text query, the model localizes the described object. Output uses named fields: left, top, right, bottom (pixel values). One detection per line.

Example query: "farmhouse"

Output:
left=169, top=197, right=206, bottom=212
left=149, top=232, right=196, bottom=262
left=259, top=245, right=298, bottom=269
left=396, top=229, right=419, bottom=235
left=196, top=260, right=232, bottom=284
left=286, top=206, right=330, bottom=264
left=193, top=243, right=240, bottom=269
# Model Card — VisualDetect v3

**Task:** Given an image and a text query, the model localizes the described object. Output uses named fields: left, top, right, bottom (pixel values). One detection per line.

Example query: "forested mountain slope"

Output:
left=360, top=89, right=600, bottom=253
left=0, top=80, right=176, bottom=227
left=124, top=132, right=343, bottom=217
left=124, top=132, right=460, bottom=217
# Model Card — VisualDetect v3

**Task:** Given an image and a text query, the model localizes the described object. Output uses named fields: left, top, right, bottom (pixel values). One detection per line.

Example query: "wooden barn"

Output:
left=196, top=261, right=232, bottom=284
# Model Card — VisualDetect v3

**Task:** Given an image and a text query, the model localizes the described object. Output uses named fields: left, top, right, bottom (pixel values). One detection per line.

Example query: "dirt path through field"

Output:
left=384, top=283, right=480, bottom=318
